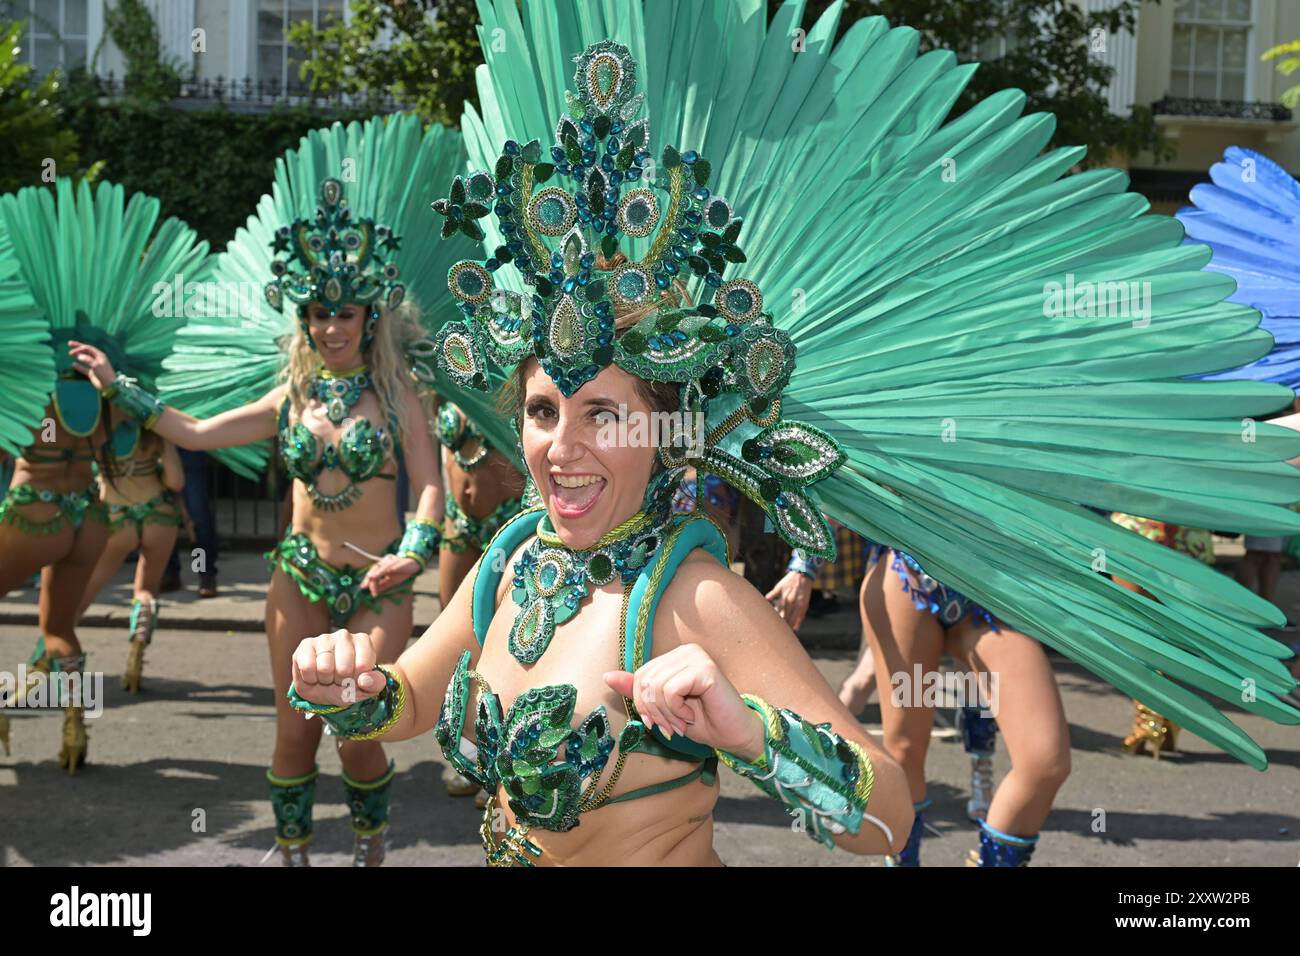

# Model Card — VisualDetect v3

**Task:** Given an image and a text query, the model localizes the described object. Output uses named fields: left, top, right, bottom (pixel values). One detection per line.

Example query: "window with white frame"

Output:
left=0, top=0, right=88, bottom=76
left=257, top=0, right=343, bottom=92
left=1171, top=0, right=1254, bottom=101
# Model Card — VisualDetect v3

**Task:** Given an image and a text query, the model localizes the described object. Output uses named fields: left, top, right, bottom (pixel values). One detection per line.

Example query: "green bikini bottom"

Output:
left=442, top=495, right=523, bottom=554
left=0, top=483, right=108, bottom=535
left=107, top=492, right=182, bottom=537
left=268, top=531, right=413, bottom=628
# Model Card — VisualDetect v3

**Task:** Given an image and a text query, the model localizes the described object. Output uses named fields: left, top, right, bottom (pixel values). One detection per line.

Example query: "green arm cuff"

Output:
left=102, top=375, right=166, bottom=428
left=716, top=693, right=874, bottom=849
left=287, top=665, right=406, bottom=741
left=397, top=518, right=441, bottom=570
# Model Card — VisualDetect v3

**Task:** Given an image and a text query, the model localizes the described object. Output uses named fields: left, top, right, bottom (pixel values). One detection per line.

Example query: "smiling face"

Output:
left=304, top=301, right=366, bottom=369
left=520, top=358, right=662, bottom=550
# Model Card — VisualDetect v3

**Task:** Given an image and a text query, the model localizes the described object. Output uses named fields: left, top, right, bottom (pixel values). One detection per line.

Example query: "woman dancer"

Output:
left=72, top=154, right=455, bottom=866
left=75, top=421, right=185, bottom=693
left=433, top=398, right=525, bottom=799
left=0, top=179, right=206, bottom=771
left=288, top=0, right=1300, bottom=863
left=862, top=548, right=1069, bottom=865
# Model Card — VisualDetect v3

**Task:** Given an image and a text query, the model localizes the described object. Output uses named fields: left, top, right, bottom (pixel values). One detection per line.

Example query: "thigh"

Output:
left=266, top=567, right=332, bottom=697
left=0, top=521, right=71, bottom=595
left=41, top=516, right=108, bottom=637
left=347, top=590, right=414, bottom=664
left=134, top=522, right=178, bottom=594
left=860, top=556, right=943, bottom=732
left=78, top=525, right=139, bottom=611
left=951, top=619, right=1070, bottom=763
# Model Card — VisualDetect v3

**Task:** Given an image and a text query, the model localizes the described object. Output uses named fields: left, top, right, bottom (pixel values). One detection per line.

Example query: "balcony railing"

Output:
left=82, top=71, right=410, bottom=112
left=1152, top=97, right=1292, bottom=122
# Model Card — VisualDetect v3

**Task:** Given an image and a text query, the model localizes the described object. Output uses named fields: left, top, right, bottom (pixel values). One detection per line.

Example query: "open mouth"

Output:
left=549, top=473, right=606, bottom=518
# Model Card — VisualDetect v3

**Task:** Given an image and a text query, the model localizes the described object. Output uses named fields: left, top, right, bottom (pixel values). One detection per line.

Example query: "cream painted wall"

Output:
left=1131, top=0, right=1300, bottom=172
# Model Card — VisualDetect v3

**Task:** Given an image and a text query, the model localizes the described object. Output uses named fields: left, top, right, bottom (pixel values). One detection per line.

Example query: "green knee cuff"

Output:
left=268, top=765, right=319, bottom=847
left=341, top=760, right=396, bottom=836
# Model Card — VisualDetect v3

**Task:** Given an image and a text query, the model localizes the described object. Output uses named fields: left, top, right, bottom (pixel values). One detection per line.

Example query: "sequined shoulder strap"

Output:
left=471, top=506, right=544, bottom=646
left=623, top=513, right=729, bottom=761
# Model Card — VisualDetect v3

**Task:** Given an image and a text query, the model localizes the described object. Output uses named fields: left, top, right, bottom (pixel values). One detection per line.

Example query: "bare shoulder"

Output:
left=659, top=548, right=785, bottom=654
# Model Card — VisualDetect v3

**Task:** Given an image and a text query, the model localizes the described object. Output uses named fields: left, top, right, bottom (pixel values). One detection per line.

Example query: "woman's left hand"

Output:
left=360, top=555, right=421, bottom=596
left=604, top=643, right=766, bottom=761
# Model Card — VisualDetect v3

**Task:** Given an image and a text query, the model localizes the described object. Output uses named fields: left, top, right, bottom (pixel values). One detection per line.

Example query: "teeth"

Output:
left=553, top=474, right=604, bottom=488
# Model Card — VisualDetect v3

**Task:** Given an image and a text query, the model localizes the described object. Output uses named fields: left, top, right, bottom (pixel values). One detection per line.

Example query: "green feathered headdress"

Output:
left=0, top=178, right=210, bottom=449
left=160, top=114, right=517, bottom=479
left=457, top=0, right=1300, bottom=769
left=0, top=215, right=55, bottom=457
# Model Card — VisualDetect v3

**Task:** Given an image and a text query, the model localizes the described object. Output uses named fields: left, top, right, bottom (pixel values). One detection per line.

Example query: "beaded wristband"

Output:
left=716, top=693, right=874, bottom=849
left=102, top=375, right=166, bottom=428
left=397, top=518, right=441, bottom=571
left=287, top=665, right=406, bottom=741
left=786, top=549, right=824, bottom=580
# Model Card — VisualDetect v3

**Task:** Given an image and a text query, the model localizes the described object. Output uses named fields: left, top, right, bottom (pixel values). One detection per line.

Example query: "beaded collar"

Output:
left=506, top=468, right=681, bottom=664
left=312, top=365, right=371, bottom=425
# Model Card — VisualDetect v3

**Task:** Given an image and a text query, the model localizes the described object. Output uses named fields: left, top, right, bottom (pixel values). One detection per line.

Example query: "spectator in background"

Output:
left=161, top=449, right=219, bottom=598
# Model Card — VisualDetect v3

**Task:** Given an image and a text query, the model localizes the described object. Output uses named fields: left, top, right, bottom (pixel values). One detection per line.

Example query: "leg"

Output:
left=121, top=521, right=178, bottom=693
left=951, top=619, right=1071, bottom=864
left=265, top=568, right=331, bottom=862
left=0, top=515, right=72, bottom=597
left=860, top=555, right=943, bottom=866
left=1235, top=550, right=1260, bottom=595
left=1258, top=551, right=1282, bottom=605
left=39, top=515, right=108, bottom=773
left=332, top=593, right=413, bottom=866
left=861, top=557, right=944, bottom=802
left=838, top=616, right=877, bottom=714
left=76, top=524, right=138, bottom=619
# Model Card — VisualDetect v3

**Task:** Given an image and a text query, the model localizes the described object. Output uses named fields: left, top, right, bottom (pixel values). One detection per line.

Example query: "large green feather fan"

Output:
left=159, top=113, right=518, bottom=479
left=0, top=178, right=210, bottom=392
left=0, top=214, right=55, bottom=457
left=463, top=0, right=1300, bottom=768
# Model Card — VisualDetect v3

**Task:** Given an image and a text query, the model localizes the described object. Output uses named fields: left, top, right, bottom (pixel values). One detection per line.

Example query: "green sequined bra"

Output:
left=433, top=506, right=728, bottom=866
left=277, top=398, right=397, bottom=511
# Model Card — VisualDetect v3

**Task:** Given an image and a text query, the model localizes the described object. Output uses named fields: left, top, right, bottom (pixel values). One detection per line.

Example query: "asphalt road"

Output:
left=2, top=618, right=1296, bottom=867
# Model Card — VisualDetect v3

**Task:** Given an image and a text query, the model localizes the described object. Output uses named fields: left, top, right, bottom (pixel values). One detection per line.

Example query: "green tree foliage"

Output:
left=782, top=0, right=1172, bottom=167
left=290, top=0, right=481, bottom=126
left=62, top=101, right=373, bottom=246
left=0, top=20, right=81, bottom=192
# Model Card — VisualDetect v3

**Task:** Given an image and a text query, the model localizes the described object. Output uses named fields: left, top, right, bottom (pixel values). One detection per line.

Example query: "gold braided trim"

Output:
left=579, top=580, right=637, bottom=813
left=348, top=664, right=407, bottom=741
left=842, top=737, right=876, bottom=807
left=536, top=508, right=652, bottom=550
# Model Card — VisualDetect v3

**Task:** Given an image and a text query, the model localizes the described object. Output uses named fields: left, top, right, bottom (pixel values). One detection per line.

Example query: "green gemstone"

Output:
left=589, top=553, right=612, bottom=579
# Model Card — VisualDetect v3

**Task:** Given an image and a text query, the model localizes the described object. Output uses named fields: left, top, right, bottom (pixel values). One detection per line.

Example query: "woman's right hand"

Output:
left=290, top=629, right=387, bottom=707
left=67, top=341, right=118, bottom=390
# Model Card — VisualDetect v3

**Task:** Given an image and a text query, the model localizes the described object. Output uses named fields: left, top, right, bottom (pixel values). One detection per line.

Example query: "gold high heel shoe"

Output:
left=122, top=597, right=156, bottom=694
left=1122, top=701, right=1178, bottom=759
left=58, top=704, right=88, bottom=774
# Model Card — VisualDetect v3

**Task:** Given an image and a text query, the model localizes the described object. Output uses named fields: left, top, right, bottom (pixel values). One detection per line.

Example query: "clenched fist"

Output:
left=291, top=629, right=386, bottom=708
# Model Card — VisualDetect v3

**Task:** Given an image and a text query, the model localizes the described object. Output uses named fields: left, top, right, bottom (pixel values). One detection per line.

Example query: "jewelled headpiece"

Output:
left=431, top=41, right=845, bottom=558
left=265, top=178, right=405, bottom=349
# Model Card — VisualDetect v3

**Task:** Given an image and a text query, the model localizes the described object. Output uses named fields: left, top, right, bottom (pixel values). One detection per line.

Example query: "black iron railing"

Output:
left=84, top=71, right=409, bottom=112
left=1152, top=96, right=1292, bottom=121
